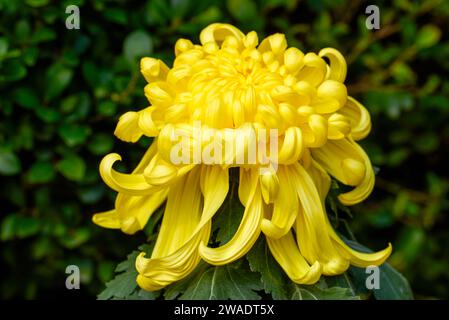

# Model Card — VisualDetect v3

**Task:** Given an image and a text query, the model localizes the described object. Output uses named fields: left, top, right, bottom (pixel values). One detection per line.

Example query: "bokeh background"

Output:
left=1, top=0, right=448, bottom=299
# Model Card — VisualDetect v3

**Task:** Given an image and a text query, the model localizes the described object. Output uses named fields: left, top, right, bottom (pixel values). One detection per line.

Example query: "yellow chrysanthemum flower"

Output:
left=93, top=23, right=392, bottom=291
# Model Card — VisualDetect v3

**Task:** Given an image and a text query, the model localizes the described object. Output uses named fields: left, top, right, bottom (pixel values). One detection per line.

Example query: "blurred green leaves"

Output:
left=26, top=161, right=55, bottom=184
left=57, top=154, right=86, bottom=181
left=416, top=24, right=441, bottom=50
left=0, top=150, right=21, bottom=175
left=0, top=0, right=448, bottom=300
left=123, top=31, right=153, bottom=63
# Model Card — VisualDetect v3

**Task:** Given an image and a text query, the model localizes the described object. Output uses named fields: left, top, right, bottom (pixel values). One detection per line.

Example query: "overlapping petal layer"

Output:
left=93, top=23, right=392, bottom=291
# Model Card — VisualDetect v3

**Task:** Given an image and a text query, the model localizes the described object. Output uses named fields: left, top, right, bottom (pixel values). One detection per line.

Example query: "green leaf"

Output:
left=247, top=237, right=289, bottom=299
left=1, top=214, right=41, bottom=240
left=344, top=239, right=413, bottom=300
left=96, top=100, right=117, bottom=116
left=227, top=0, right=258, bottom=22
left=247, top=237, right=360, bottom=300
left=59, top=228, right=90, bottom=249
left=31, top=27, right=57, bottom=44
left=103, top=8, right=128, bottom=25
left=1, top=59, right=27, bottom=82
left=1, top=214, right=17, bottom=241
left=287, top=282, right=359, bottom=300
left=58, top=124, right=91, bottom=147
left=45, top=64, right=73, bottom=101
left=87, top=133, right=114, bottom=155
left=98, top=261, right=138, bottom=299
left=416, top=25, right=441, bottom=49
left=22, top=47, right=39, bottom=66
left=167, top=260, right=263, bottom=300
left=98, top=246, right=157, bottom=300
left=35, top=107, right=61, bottom=123
left=0, top=150, right=21, bottom=175
left=123, top=30, right=153, bottom=62
left=13, top=87, right=40, bottom=109
left=26, top=161, right=55, bottom=184
left=57, top=154, right=86, bottom=181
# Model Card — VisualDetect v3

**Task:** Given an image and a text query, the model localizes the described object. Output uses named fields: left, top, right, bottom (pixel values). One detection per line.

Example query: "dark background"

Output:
left=0, top=0, right=448, bottom=299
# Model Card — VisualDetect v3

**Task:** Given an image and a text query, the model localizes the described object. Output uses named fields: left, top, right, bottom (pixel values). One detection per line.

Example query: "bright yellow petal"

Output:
left=261, top=166, right=297, bottom=239
left=306, top=160, right=392, bottom=268
left=291, top=163, right=349, bottom=275
left=114, top=111, right=143, bottom=143
left=99, top=153, right=157, bottom=195
left=319, top=48, right=347, bottom=83
left=140, top=57, right=169, bottom=83
left=99, top=141, right=158, bottom=195
left=311, top=138, right=374, bottom=205
left=136, top=167, right=210, bottom=291
left=114, top=188, right=169, bottom=234
left=199, top=168, right=262, bottom=265
left=267, top=232, right=322, bottom=285
left=200, top=23, right=245, bottom=46
left=199, top=165, right=229, bottom=226
left=339, top=97, right=372, bottom=141
left=92, top=210, right=120, bottom=229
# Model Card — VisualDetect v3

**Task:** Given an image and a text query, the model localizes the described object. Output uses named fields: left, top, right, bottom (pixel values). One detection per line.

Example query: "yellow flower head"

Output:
left=93, top=23, right=392, bottom=291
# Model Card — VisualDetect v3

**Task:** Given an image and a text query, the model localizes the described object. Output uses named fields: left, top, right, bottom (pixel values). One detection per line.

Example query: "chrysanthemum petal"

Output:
left=261, top=166, right=297, bottom=239
left=199, top=168, right=262, bottom=265
left=199, top=23, right=244, bottom=46
left=306, top=160, right=392, bottom=267
left=140, top=57, right=169, bottom=83
left=136, top=167, right=210, bottom=290
left=114, top=111, right=143, bottom=143
left=92, top=210, right=120, bottom=229
left=267, top=232, right=322, bottom=284
left=99, top=142, right=161, bottom=195
left=199, top=165, right=229, bottom=224
left=311, top=138, right=375, bottom=205
left=291, top=163, right=349, bottom=275
left=319, top=48, right=347, bottom=83
left=339, top=97, right=372, bottom=141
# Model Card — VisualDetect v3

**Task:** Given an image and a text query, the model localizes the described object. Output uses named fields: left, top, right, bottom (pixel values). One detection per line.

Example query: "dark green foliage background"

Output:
left=0, top=0, right=448, bottom=299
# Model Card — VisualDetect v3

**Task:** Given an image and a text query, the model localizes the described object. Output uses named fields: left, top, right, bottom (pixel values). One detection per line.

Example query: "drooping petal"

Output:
left=116, top=189, right=169, bottom=234
left=261, top=166, right=298, bottom=239
left=92, top=189, right=169, bottom=234
left=306, top=160, right=392, bottom=268
left=92, top=210, right=120, bottom=229
left=311, top=138, right=375, bottom=205
left=136, top=167, right=210, bottom=291
left=330, top=236, right=392, bottom=268
left=199, top=165, right=229, bottom=226
left=199, top=168, right=263, bottom=265
left=99, top=142, right=160, bottom=195
left=339, top=97, right=372, bottom=141
left=267, top=232, right=322, bottom=285
left=291, top=163, right=349, bottom=275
